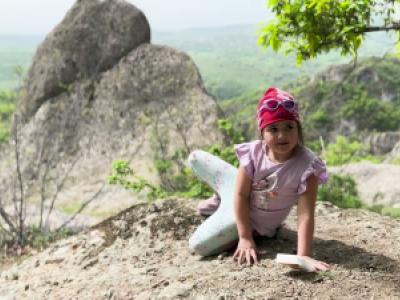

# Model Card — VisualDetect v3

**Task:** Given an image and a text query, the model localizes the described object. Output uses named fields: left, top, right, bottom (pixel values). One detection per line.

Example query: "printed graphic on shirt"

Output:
left=251, top=173, right=278, bottom=209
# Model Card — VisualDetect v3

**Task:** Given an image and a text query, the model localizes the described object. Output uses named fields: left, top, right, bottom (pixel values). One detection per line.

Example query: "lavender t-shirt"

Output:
left=234, top=140, right=328, bottom=237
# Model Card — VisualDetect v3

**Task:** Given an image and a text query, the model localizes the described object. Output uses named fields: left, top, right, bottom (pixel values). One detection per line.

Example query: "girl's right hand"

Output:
left=233, top=238, right=258, bottom=266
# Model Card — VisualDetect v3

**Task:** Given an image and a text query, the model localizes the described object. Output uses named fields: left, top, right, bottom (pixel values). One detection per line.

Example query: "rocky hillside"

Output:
left=0, top=199, right=399, bottom=299
left=0, top=0, right=224, bottom=228
left=293, top=57, right=400, bottom=144
left=223, top=57, right=400, bottom=148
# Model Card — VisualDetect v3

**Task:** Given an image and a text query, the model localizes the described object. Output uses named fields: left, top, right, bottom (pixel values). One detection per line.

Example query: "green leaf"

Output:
left=270, top=36, right=282, bottom=51
left=268, top=0, right=280, bottom=8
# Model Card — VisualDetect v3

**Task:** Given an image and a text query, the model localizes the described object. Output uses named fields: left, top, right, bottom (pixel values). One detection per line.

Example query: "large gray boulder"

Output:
left=1, top=0, right=224, bottom=228
left=17, top=0, right=151, bottom=122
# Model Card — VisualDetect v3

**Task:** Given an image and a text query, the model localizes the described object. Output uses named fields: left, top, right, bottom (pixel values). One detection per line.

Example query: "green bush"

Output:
left=391, top=157, right=400, bottom=165
left=0, top=122, right=9, bottom=143
left=207, top=119, right=244, bottom=168
left=318, top=174, right=363, bottom=208
left=108, top=160, right=167, bottom=201
left=26, top=226, right=75, bottom=250
left=108, top=119, right=245, bottom=200
left=0, top=102, right=15, bottom=121
left=368, top=205, right=400, bottom=219
left=0, top=226, right=75, bottom=252
left=340, top=92, right=400, bottom=131
left=323, top=135, right=381, bottom=166
left=324, top=136, right=362, bottom=166
left=306, top=139, right=323, bottom=154
left=0, top=89, right=18, bottom=144
left=160, top=119, right=245, bottom=198
left=381, top=207, right=400, bottom=219
left=308, top=109, right=333, bottom=128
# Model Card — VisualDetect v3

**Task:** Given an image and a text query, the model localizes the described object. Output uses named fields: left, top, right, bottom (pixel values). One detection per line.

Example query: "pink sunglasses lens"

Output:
left=265, top=99, right=279, bottom=109
left=283, top=100, right=295, bottom=110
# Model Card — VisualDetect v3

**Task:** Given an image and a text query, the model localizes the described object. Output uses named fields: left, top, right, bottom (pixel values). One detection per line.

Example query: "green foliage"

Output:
left=170, top=167, right=213, bottom=199
left=368, top=205, right=400, bottom=219
left=259, top=0, right=400, bottom=64
left=307, top=139, right=323, bottom=154
left=154, top=159, right=172, bottom=174
left=172, top=119, right=245, bottom=198
left=0, top=89, right=17, bottom=143
left=308, top=110, right=332, bottom=128
left=391, top=157, right=400, bottom=165
left=58, top=202, right=84, bottom=215
left=318, top=173, right=400, bottom=219
left=108, top=119, right=246, bottom=200
left=323, top=135, right=382, bottom=166
left=0, top=122, right=10, bottom=143
left=381, top=206, right=400, bottom=219
left=207, top=79, right=248, bottom=100
left=176, top=119, right=246, bottom=198
left=217, top=119, right=245, bottom=144
left=0, top=102, right=15, bottom=120
left=318, top=174, right=363, bottom=209
left=324, top=136, right=362, bottom=165
left=0, top=226, right=75, bottom=252
left=340, top=91, right=400, bottom=131
left=170, top=119, right=245, bottom=198
left=207, top=119, right=245, bottom=168
left=25, top=226, right=75, bottom=250
left=108, top=160, right=167, bottom=201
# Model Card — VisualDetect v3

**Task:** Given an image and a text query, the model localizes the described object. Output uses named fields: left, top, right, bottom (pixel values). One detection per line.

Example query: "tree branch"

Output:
left=12, top=114, right=25, bottom=244
left=364, top=25, right=400, bottom=32
left=55, top=182, right=106, bottom=231
left=0, top=207, right=17, bottom=234
left=44, top=155, right=80, bottom=229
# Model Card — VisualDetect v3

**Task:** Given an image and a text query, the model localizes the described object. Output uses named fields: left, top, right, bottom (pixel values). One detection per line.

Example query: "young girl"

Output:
left=194, top=87, right=330, bottom=271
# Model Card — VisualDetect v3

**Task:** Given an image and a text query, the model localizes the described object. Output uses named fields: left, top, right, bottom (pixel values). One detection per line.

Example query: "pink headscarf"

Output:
left=257, top=87, right=299, bottom=130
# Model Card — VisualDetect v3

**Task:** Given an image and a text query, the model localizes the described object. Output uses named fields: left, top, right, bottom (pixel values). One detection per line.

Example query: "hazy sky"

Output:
left=0, top=0, right=271, bottom=35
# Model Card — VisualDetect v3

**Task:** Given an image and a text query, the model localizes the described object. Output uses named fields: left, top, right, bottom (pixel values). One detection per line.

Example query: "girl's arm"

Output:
left=297, top=175, right=330, bottom=271
left=233, top=166, right=257, bottom=265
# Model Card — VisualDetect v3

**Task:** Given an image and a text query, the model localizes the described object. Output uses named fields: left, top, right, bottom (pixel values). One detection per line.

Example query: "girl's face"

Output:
left=262, top=120, right=299, bottom=161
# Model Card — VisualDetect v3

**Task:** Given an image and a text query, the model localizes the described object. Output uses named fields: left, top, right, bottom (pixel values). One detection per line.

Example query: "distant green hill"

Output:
left=153, top=25, right=397, bottom=100
left=0, top=35, right=42, bottom=89
left=0, top=26, right=396, bottom=95
left=0, top=28, right=399, bottom=157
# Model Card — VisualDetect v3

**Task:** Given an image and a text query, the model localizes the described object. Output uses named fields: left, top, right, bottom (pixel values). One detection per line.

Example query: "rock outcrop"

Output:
left=365, top=131, right=400, bottom=155
left=18, top=0, right=151, bottom=122
left=296, top=57, right=400, bottom=144
left=1, top=0, right=223, bottom=228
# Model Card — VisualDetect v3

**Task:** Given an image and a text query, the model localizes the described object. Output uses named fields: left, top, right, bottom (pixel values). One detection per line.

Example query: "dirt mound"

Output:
left=92, top=199, right=203, bottom=246
left=0, top=199, right=399, bottom=299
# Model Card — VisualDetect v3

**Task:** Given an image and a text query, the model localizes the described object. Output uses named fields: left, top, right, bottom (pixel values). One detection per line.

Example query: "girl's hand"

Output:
left=297, top=256, right=331, bottom=272
left=233, top=238, right=258, bottom=266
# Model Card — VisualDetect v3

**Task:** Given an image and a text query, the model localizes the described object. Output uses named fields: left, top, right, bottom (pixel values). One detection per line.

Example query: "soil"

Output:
left=0, top=199, right=399, bottom=299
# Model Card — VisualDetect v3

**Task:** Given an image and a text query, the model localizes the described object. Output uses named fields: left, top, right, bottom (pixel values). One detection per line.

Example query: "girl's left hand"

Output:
left=297, top=256, right=331, bottom=272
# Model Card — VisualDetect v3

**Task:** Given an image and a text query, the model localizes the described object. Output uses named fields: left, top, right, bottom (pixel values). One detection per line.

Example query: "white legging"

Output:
left=188, top=150, right=239, bottom=256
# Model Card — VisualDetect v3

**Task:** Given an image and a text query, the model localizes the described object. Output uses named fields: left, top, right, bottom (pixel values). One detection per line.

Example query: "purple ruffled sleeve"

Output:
left=297, top=157, right=329, bottom=194
left=234, top=143, right=255, bottom=179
